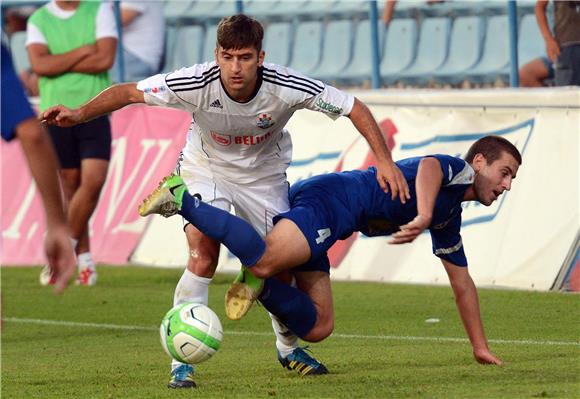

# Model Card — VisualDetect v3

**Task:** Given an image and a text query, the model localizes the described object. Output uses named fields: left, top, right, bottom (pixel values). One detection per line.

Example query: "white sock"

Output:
left=271, top=275, right=299, bottom=357
left=173, top=269, right=212, bottom=306
left=171, top=269, right=212, bottom=371
left=271, top=312, right=299, bottom=358
left=77, top=252, right=94, bottom=270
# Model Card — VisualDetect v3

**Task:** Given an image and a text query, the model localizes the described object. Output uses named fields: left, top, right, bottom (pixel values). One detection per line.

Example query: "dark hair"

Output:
left=464, top=135, right=522, bottom=165
left=216, top=14, right=264, bottom=53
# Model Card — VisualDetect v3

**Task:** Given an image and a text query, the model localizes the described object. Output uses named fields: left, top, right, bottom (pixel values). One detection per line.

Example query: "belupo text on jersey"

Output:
left=211, top=130, right=273, bottom=146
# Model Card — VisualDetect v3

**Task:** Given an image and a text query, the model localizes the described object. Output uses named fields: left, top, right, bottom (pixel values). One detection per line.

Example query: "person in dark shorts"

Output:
left=26, top=0, right=118, bottom=285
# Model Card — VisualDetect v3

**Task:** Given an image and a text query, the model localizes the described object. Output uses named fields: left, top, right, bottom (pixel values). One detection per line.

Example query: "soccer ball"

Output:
left=160, top=302, right=223, bottom=364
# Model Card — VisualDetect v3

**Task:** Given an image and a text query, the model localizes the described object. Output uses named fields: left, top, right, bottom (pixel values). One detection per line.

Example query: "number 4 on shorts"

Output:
left=315, top=228, right=331, bottom=244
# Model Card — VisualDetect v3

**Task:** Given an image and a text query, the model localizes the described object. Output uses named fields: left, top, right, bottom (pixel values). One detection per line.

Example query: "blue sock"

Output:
left=258, top=278, right=317, bottom=339
left=179, top=192, right=265, bottom=266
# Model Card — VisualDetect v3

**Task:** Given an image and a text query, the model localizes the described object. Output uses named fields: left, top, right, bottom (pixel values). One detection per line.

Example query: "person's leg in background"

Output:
left=69, top=115, right=111, bottom=285
left=519, top=56, right=554, bottom=87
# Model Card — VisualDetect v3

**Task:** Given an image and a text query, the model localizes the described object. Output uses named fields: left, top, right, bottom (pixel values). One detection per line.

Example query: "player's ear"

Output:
left=214, top=47, right=219, bottom=63
left=472, top=153, right=487, bottom=172
left=258, top=50, right=265, bottom=67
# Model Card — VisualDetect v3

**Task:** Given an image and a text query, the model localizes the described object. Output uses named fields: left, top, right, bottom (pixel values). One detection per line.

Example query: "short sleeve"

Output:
left=429, top=213, right=468, bottom=266
left=26, top=21, right=47, bottom=46
left=137, top=70, right=194, bottom=112
left=301, top=83, right=355, bottom=120
left=96, top=2, right=118, bottom=39
left=121, top=1, right=147, bottom=13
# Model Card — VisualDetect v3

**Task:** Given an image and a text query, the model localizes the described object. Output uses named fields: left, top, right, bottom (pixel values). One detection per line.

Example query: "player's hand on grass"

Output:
left=389, top=214, right=430, bottom=244
left=473, top=348, right=503, bottom=365
left=375, top=159, right=410, bottom=204
left=40, top=105, right=83, bottom=127
left=44, top=226, right=76, bottom=294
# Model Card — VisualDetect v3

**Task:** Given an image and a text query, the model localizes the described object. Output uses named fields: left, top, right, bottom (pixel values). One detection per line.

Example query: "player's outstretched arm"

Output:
left=442, top=259, right=503, bottom=365
left=41, top=83, right=145, bottom=127
left=347, top=98, right=410, bottom=203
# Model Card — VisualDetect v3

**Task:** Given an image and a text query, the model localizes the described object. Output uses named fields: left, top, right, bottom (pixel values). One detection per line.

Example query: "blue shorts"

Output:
left=273, top=174, right=358, bottom=273
left=292, top=254, right=331, bottom=273
left=1, top=45, right=35, bottom=142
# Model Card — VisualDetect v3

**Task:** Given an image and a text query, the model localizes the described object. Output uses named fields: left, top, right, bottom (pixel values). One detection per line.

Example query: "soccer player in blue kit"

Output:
left=1, top=44, right=75, bottom=293
left=139, top=135, right=521, bottom=366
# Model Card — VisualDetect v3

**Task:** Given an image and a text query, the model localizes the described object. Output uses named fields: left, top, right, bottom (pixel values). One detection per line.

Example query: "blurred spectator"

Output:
left=3, top=6, right=36, bottom=35
left=382, top=0, right=444, bottom=25
left=1, top=44, right=76, bottom=294
left=111, top=1, right=165, bottom=82
left=19, top=69, right=40, bottom=97
left=519, top=56, right=555, bottom=87
left=536, top=0, right=580, bottom=86
left=26, top=0, right=117, bottom=286
left=3, top=6, right=40, bottom=96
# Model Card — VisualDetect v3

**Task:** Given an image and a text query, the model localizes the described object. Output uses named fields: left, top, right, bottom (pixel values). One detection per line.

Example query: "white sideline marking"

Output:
left=3, top=317, right=579, bottom=347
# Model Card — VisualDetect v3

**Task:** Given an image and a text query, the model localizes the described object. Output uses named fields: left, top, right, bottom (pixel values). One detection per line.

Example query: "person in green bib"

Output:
left=26, top=0, right=117, bottom=286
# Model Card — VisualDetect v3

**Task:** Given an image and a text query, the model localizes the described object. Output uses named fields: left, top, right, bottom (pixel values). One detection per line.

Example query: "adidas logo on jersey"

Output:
left=210, top=99, right=223, bottom=109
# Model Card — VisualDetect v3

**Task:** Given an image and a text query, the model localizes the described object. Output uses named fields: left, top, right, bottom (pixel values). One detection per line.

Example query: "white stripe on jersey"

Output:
left=165, top=65, right=220, bottom=92
left=137, top=62, right=354, bottom=184
left=447, top=163, right=474, bottom=186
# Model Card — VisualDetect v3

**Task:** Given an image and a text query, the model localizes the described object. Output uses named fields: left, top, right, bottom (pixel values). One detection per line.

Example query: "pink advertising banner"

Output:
left=1, top=105, right=191, bottom=265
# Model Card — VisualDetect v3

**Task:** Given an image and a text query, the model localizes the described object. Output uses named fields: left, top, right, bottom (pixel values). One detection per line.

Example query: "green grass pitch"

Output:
left=2, top=265, right=579, bottom=398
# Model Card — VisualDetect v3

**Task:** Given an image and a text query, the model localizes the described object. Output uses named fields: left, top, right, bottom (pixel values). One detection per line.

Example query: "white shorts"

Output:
left=176, top=154, right=290, bottom=237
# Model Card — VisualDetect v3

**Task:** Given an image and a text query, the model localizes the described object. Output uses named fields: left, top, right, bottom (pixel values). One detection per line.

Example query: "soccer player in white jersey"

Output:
left=41, top=14, right=410, bottom=388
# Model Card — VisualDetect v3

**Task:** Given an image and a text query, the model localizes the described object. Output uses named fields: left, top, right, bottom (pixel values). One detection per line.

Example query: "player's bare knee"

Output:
left=80, top=174, right=107, bottom=196
left=302, top=321, right=333, bottom=342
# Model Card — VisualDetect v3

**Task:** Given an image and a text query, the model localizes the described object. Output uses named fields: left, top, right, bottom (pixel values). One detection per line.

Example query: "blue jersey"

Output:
left=1, top=44, right=35, bottom=141
left=274, top=155, right=474, bottom=268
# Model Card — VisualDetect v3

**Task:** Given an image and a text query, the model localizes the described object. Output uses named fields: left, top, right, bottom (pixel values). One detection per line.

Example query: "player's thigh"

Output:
left=254, top=218, right=311, bottom=277
left=180, top=157, right=231, bottom=274
left=295, top=271, right=334, bottom=333
left=229, top=176, right=290, bottom=237
left=178, top=154, right=233, bottom=211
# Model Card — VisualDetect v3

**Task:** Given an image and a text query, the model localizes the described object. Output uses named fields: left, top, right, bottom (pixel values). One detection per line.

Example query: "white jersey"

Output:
left=137, top=62, right=354, bottom=183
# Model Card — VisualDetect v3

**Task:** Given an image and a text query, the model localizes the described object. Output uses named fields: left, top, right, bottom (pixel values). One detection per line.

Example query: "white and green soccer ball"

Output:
left=160, top=302, right=223, bottom=364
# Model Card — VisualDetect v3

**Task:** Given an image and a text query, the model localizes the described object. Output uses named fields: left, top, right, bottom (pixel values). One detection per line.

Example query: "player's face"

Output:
left=473, top=151, right=519, bottom=206
left=215, top=46, right=265, bottom=101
